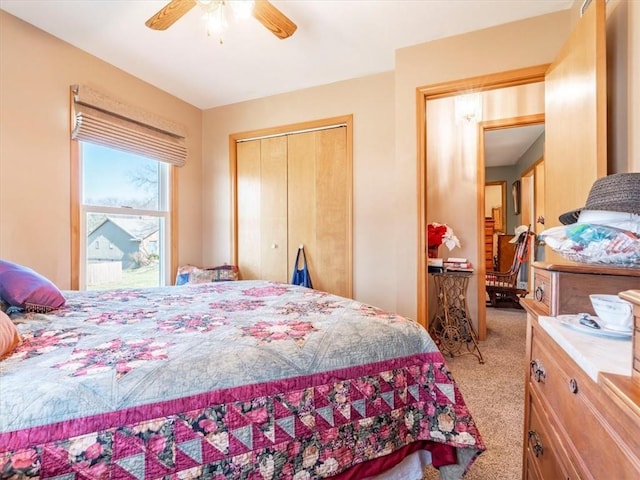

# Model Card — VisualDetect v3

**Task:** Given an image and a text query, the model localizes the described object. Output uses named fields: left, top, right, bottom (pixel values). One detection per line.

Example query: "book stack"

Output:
left=427, top=257, right=444, bottom=273
left=444, top=258, right=474, bottom=272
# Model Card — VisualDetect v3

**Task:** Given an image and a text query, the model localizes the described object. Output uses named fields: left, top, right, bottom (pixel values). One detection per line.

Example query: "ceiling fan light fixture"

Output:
left=200, top=0, right=227, bottom=42
left=197, top=0, right=257, bottom=43
left=145, top=0, right=296, bottom=40
left=230, top=0, right=255, bottom=20
left=197, top=0, right=219, bottom=10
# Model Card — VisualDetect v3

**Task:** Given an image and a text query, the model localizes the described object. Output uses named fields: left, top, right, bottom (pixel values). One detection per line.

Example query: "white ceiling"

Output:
left=1, top=0, right=573, bottom=110
left=485, top=124, right=545, bottom=168
left=2, top=0, right=560, bottom=167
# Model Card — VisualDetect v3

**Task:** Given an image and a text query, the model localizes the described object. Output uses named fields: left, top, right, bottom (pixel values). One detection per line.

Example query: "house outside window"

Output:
left=80, top=142, right=170, bottom=290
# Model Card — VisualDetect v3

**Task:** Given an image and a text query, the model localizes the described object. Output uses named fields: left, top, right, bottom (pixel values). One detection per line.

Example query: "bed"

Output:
left=0, top=280, right=484, bottom=479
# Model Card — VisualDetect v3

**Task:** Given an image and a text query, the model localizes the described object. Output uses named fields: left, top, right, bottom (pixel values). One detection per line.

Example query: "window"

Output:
left=78, top=143, right=171, bottom=290
left=70, top=84, right=185, bottom=290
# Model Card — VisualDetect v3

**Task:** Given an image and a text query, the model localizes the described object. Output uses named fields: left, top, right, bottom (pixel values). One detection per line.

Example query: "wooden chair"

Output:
left=485, top=226, right=533, bottom=309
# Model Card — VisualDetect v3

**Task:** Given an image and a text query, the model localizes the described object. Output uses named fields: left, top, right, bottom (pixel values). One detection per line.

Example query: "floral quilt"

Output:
left=0, top=281, right=484, bottom=479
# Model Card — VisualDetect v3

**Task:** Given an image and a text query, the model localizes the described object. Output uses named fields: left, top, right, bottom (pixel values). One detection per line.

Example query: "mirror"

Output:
left=485, top=181, right=506, bottom=233
left=484, top=123, right=544, bottom=280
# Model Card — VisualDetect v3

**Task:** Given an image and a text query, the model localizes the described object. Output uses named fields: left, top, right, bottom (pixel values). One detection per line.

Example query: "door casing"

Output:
left=416, top=65, right=548, bottom=339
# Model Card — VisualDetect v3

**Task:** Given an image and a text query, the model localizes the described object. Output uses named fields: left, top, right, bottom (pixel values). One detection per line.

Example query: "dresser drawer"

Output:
left=526, top=392, right=572, bottom=480
left=633, top=305, right=640, bottom=379
left=530, top=323, right=640, bottom=479
left=532, top=268, right=552, bottom=315
left=628, top=296, right=640, bottom=379
left=532, top=262, right=640, bottom=318
left=619, top=291, right=640, bottom=381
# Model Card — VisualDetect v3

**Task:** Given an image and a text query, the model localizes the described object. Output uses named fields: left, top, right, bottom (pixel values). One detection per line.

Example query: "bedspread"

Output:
left=0, top=280, right=484, bottom=479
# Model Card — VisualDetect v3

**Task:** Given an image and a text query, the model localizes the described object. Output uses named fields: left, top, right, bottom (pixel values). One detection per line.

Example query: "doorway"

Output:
left=481, top=117, right=545, bottom=291
left=418, top=0, right=604, bottom=339
left=416, top=65, right=548, bottom=340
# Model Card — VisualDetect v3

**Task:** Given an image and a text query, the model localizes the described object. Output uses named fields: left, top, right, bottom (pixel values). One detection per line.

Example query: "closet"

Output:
left=234, top=121, right=352, bottom=298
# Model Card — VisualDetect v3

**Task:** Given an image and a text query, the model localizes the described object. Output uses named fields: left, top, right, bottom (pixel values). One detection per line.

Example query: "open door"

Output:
left=417, top=0, right=606, bottom=339
left=544, top=0, right=607, bottom=259
left=480, top=0, right=606, bottom=338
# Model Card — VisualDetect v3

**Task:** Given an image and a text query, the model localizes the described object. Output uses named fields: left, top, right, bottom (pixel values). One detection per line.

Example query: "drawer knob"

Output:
left=530, top=359, right=546, bottom=383
left=534, top=285, right=545, bottom=302
left=569, top=378, right=578, bottom=394
left=528, top=430, right=544, bottom=457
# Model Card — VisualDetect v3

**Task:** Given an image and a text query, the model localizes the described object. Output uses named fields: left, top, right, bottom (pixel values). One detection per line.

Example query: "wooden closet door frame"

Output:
left=229, top=114, right=354, bottom=298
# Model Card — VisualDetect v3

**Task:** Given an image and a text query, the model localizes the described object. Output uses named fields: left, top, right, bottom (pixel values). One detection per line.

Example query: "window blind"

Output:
left=71, top=85, right=187, bottom=167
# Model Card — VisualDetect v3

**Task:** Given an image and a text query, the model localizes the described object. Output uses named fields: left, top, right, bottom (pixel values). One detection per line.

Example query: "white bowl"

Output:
left=589, top=294, right=634, bottom=332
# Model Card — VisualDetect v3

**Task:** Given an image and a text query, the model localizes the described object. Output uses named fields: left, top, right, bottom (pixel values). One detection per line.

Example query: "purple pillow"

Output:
left=0, top=260, right=65, bottom=313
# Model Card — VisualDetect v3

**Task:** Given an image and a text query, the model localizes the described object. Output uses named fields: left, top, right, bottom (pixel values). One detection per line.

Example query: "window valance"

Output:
left=70, top=85, right=187, bottom=167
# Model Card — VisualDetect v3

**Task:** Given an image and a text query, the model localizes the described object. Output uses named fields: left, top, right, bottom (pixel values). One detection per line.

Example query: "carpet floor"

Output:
left=422, top=307, right=527, bottom=480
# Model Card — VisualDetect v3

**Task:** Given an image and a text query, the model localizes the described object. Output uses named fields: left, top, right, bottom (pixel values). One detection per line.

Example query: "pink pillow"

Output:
left=0, top=311, right=20, bottom=359
left=0, top=260, right=65, bottom=313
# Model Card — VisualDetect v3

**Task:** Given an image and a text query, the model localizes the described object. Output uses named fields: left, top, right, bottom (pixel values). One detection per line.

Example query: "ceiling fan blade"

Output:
left=145, top=0, right=197, bottom=30
left=253, top=0, right=297, bottom=39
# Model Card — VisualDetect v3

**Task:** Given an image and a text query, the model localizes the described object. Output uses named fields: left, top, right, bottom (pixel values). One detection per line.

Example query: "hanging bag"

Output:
left=291, top=246, right=313, bottom=289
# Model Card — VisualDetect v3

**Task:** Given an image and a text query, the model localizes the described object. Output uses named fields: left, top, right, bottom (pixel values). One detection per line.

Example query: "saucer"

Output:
left=558, top=314, right=632, bottom=340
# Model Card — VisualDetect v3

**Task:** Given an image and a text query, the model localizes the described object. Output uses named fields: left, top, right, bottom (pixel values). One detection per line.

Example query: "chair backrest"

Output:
left=507, top=226, right=532, bottom=275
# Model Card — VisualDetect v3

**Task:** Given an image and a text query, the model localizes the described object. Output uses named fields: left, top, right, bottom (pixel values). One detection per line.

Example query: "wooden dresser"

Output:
left=619, top=289, right=640, bottom=377
left=521, top=262, right=640, bottom=480
left=484, top=218, right=495, bottom=271
left=530, top=261, right=640, bottom=317
left=497, top=234, right=516, bottom=272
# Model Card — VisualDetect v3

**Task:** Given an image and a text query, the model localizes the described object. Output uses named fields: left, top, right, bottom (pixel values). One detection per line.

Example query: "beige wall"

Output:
left=0, top=11, right=203, bottom=289
left=1, top=5, right=637, bottom=322
left=202, top=11, right=572, bottom=320
left=394, top=11, right=572, bottom=321
left=202, top=73, right=397, bottom=311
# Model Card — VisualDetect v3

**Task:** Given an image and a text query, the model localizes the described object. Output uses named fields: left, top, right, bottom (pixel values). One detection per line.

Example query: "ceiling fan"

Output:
left=145, top=0, right=297, bottom=39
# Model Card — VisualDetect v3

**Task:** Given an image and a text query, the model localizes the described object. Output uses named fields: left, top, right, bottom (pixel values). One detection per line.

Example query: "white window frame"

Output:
left=77, top=142, right=172, bottom=289
left=70, top=85, right=183, bottom=290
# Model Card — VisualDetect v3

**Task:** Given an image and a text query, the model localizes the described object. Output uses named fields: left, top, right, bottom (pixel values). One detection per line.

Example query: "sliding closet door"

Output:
left=261, top=137, right=289, bottom=282
left=287, top=127, right=350, bottom=297
left=314, top=127, right=350, bottom=297
left=235, top=121, right=352, bottom=298
left=236, top=140, right=261, bottom=280
left=237, top=136, right=288, bottom=283
left=287, top=131, right=316, bottom=282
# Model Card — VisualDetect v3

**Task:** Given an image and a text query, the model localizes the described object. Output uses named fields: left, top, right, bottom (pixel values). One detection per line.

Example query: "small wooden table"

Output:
left=429, top=270, right=484, bottom=364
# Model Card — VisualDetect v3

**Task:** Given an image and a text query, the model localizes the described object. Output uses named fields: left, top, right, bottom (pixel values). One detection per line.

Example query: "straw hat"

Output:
left=509, top=225, right=530, bottom=243
left=559, top=173, right=640, bottom=225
